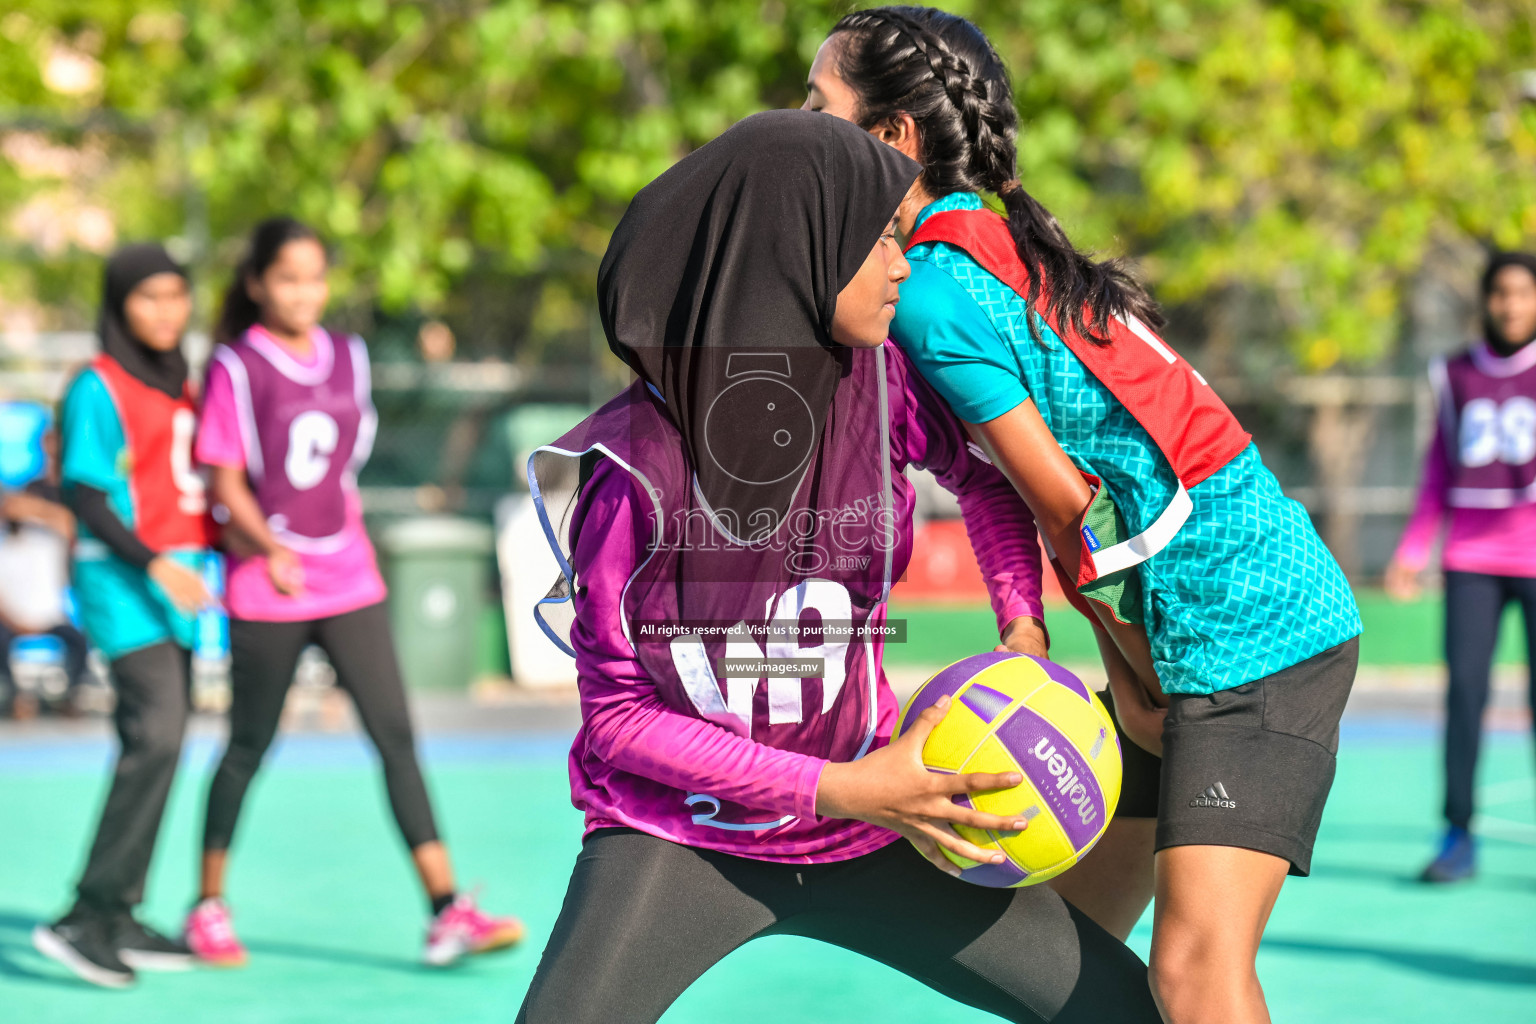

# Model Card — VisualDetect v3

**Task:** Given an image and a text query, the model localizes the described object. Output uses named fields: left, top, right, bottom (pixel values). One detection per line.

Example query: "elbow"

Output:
left=60, top=484, right=87, bottom=517
left=583, top=721, right=620, bottom=765
left=581, top=703, right=642, bottom=768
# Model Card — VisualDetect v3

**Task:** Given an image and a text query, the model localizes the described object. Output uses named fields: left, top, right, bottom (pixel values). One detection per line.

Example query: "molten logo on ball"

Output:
left=1032, top=738, right=1100, bottom=829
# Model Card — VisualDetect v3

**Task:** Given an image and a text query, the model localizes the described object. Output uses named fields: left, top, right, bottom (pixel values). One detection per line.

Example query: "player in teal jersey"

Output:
left=807, top=9, right=1360, bottom=1024
left=34, top=244, right=218, bottom=988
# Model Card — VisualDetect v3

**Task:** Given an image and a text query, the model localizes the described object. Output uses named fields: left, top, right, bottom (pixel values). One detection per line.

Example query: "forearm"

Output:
left=962, top=410, right=1094, bottom=582
left=965, top=404, right=1162, bottom=691
left=3, top=493, right=75, bottom=542
left=1393, top=431, right=1451, bottom=570
left=582, top=686, right=826, bottom=820
left=69, top=485, right=156, bottom=570
left=1079, top=592, right=1162, bottom=699
left=1098, top=619, right=1164, bottom=704
left=210, top=465, right=280, bottom=554
left=902, top=361, right=1045, bottom=631
left=954, top=483, right=1044, bottom=631
left=1097, top=627, right=1165, bottom=754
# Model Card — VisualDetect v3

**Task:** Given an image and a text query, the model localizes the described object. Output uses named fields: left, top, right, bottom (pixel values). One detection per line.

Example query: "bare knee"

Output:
left=1149, top=931, right=1259, bottom=1023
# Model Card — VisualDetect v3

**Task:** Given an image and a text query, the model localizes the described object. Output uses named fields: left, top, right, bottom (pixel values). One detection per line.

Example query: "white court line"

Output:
left=1477, top=777, right=1535, bottom=806
left=1475, top=816, right=1536, bottom=846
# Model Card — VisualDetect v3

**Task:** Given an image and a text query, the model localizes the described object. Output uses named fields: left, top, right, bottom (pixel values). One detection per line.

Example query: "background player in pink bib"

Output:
left=188, top=217, right=521, bottom=967
left=1387, top=250, right=1536, bottom=883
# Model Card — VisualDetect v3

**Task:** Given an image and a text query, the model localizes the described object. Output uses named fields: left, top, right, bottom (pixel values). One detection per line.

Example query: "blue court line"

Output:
left=1340, top=717, right=1530, bottom=744
left=0, top=716, right=1523, bottom=775
left=1339, top=718, right=1438, bottom=744
left=0, top=730, right=577, bottom=776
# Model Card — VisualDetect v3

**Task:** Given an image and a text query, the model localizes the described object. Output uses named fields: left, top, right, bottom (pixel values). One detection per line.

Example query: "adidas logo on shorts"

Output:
left=1189, top=782, right=1236, bottom=809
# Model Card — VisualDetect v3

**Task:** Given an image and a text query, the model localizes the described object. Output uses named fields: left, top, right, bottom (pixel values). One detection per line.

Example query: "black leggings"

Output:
left=202, top=601, right=440, bottom=851
left=516, top=829, right=1159, bottom=1024
left=76, top=642, right=191, bottom=913
left=1442, top=571, right=1536, bottom=830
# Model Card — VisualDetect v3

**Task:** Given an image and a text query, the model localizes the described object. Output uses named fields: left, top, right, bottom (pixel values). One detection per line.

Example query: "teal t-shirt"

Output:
left=891, top=192, right=1361, bottom=694
left=60, top=367, right=200, bottom=658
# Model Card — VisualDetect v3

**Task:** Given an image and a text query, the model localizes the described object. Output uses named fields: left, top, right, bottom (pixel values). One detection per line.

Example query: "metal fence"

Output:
left=2, top=330, right=1434, bottom=580
left=0, top=330, right=594, bottom=518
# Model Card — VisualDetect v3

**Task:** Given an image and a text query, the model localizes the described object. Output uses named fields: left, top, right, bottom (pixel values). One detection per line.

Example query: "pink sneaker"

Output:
left=423, top=894, right=524, bottom=967
left=184, top=898, right=248, bottom=968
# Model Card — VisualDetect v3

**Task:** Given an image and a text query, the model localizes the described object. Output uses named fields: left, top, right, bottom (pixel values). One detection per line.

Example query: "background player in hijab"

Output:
left=1386, top=251, right=1536, bottom=883
left=187, top=217, right=521, bottom=968
left=517, top=109, right=1159, bottom=1024
left=33, top=243, right=217, bottom=988
left=806, top=9, right=1361, bottom=1023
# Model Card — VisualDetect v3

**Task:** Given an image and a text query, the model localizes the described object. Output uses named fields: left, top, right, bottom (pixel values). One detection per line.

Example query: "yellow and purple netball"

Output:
left=894, top=652, right=1121, bottom=887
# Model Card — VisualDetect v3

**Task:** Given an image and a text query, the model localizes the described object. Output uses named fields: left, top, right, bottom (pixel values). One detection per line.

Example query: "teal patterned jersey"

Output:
left=893, top=192, right=1361, bottom=694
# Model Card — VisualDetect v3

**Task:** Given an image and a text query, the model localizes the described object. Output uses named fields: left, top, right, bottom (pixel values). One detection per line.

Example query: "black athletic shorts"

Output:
left=1098, top=637, right=1358, bottom=876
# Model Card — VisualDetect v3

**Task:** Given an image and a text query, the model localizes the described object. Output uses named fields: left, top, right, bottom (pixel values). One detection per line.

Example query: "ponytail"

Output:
left=997, top=180, right=1165, bottom=343
left=830, top=6, right=1163, bottom=343
left=214, top=274, right=261, bottom=347
left=214, top=216, right=324, bottom=346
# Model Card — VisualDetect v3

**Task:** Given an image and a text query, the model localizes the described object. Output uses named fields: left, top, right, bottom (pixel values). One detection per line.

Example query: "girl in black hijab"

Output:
left=518, top=110, right=1158, bottom=1023
left=97, top=243, right=192, bottom=397
left=34, top=243, right=216, bottom=988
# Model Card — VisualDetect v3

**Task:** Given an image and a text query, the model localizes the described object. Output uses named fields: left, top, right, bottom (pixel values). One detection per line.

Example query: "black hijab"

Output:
left=597, top=109, right=920, bottom=536
left=99, top=243, right=190, bottom=398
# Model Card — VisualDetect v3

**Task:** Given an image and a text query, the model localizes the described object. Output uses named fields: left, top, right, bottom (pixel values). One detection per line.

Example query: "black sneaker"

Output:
left=33, top=913, right=135, bottom=988
left=114, top=915, right=196, bottom=972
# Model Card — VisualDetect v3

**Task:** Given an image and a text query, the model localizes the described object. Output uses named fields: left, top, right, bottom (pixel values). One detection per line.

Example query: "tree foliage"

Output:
left=980, top=0, right=1536, bottom=369
left=2, top=1, right=1534, bottom=369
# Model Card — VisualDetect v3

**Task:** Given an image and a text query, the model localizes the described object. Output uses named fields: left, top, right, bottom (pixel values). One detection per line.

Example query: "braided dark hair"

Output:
left=830, top=6, right=1163, bottom=342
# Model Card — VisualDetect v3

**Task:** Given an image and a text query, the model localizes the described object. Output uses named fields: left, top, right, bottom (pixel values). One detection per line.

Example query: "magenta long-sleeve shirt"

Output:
left=564, top=362, right=1043, bottom=863
left=1393, top=417, right=1536, bottom=577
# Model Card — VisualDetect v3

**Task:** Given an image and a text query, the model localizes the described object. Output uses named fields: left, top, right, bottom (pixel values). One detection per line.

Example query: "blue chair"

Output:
left=0, top=401, right=51, bottom=490
left=8, top=632, right=70, bottom=703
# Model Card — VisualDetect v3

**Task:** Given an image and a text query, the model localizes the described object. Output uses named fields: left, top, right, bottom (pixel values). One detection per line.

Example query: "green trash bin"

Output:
left=504, top=404, right=591, bottom=489
left=378, top=516, right=495, bottom=691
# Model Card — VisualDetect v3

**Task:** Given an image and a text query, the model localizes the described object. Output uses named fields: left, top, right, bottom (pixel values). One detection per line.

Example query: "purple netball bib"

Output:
left=530, top=345, right=895, bottom=833
left=1432, top=340, right=1536, bottom=508
left=214, top=327, right=378, bottom=551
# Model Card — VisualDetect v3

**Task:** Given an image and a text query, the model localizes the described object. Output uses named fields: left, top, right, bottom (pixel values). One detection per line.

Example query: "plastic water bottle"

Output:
left=195, top=553, right=229, bottom=663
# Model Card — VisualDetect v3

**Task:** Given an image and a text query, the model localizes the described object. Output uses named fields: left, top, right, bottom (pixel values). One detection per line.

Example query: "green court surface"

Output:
left=885, top=592, right=1532, bottom=669
left=1, top=721, right=1533, bottom=1023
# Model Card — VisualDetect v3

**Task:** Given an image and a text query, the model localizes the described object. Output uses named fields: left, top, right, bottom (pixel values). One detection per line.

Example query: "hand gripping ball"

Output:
left=894, top=651, right=1122, bottom=887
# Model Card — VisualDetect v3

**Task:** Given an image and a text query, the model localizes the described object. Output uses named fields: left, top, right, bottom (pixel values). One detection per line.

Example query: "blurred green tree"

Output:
left=0, top=0, right=842, bottom=367
left=1, top=0, right=1533, bottom=372
left=978, top=0, right=1536, bottom=372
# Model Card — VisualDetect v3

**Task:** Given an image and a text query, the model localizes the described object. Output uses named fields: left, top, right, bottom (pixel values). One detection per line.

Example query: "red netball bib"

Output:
left=908, top=209, right=1250, bottom=489
left=91, top=354, right=213, bottom=551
